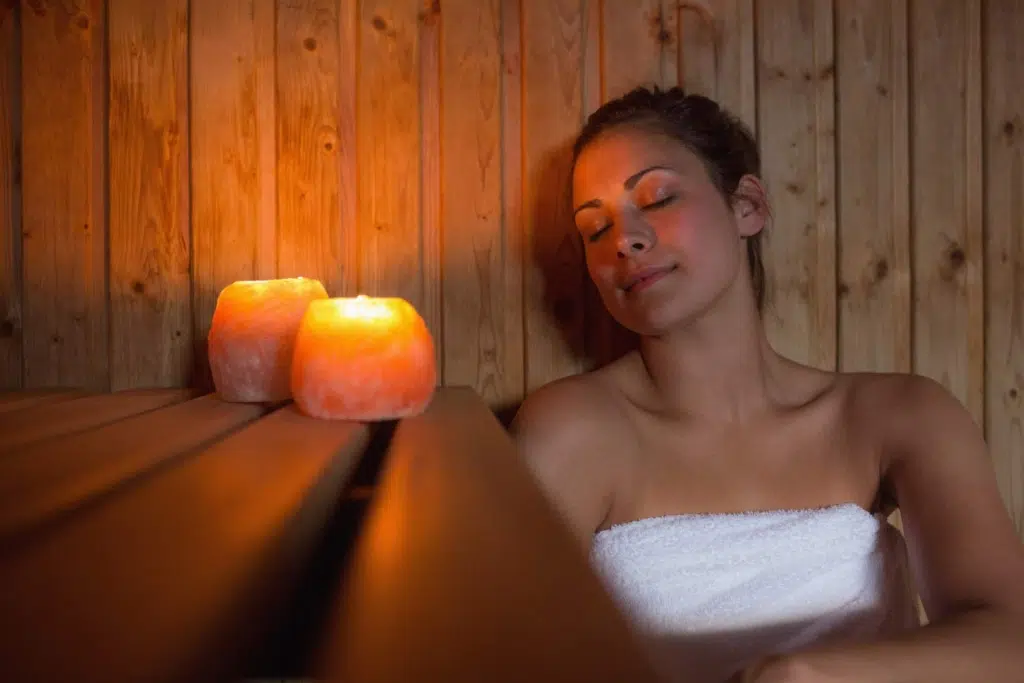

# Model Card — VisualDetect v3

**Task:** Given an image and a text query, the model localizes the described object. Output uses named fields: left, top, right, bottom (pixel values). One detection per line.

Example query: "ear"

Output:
left=732, top=175, right=768, bottom=238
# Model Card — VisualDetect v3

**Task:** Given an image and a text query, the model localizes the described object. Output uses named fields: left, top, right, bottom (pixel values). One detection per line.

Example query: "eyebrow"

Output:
left=572, top=165, right=672, bottom=217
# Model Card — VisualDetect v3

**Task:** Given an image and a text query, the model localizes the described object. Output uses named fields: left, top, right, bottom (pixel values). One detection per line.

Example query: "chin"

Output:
left=606, top=294, right=701, bottom=337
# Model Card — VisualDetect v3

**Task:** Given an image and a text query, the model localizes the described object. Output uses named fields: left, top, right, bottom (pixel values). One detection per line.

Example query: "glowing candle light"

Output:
left=291, top=295, right=437, bottom=421
left=207, top=277, right=328, bottom=402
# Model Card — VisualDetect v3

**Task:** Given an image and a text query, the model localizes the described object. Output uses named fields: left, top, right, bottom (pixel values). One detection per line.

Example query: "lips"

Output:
left=622, top=265, right=678, bottom=293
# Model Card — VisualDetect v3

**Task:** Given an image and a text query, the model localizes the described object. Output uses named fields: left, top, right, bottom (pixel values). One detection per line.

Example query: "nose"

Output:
left=615, top=219, right=654, bottom=259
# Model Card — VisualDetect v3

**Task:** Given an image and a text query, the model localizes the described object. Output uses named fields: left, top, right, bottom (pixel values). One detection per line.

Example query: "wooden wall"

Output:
left=0, top=1, right=1021, bottom=530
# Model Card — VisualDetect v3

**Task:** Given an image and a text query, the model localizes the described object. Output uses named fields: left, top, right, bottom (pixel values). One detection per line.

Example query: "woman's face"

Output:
left=571, top=127, right=763, bottom=335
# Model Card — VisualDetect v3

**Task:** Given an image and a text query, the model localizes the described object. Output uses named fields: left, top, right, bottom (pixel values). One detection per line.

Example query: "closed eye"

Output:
left=641, top=195, right=675, bottom=210
left=588, top=223, right=612, bottom=243
left=585, top=195, right=673, bottom=243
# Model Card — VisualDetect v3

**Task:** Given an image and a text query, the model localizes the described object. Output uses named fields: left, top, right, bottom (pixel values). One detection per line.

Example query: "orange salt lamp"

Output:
left=208, top=277, right=329, bottom=402
left=291, top=295, right=437, bottom=421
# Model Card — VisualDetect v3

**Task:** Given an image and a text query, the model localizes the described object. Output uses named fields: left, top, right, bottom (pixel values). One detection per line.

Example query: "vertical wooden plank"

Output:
left=336, top=0, right=358, bottom=298
left=420, top=0, right=443, bottom=375
left=910, top=0, right=984, bottom=422
left=679, top=0, right=756, bottom=131
left=441, top=0, right=523, bottom=405
left=254, top=0, right=277, bottom=281
left=660, top=0, right=679, bottom=88
left=358, top=1, right=424, bottom=304
left=502, top=0, right=526, bottom=402
left=756, top=0, right=836, bottom=370
left=984, top=0, right=1024, bottom=537
left=836, top=0, right=910, bottom=374
left=21, top=0, right=108, bottom=390
left=836, top=1, right=916, bottom=607
left=0, top=1, right=20, bottom=389
left=522, top=0, right=586, bottom=391
left=277, top=0, right=357, bottom=297
left=601, top=0, right=669, bottom=100
left=580, top=0, right=600, bottom=117
left=108, top=0, right=190, bottom=390
left=190, top=0, right=278, bottom=388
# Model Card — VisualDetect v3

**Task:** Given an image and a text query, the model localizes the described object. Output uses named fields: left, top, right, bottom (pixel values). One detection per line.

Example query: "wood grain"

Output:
left=502, top=0, right=526, bottom=403
left=420, top=0, right=443, bottom=371
left=0, top=394, right=269, bottom=542
left=756, top=0, right=836, bottom=370
left=315, top=388, right=661, bottom=682
left=358, top=0, right=425, bottom=307
left=909, top=0, right=985, bottom=422
left=190, top=0, right=278, bottom=389
left=601, top=0, right=670, bottom=100
left=0, top=388, right=194, bottom=453
left=108, top=0, right=191, bottom=390
left=836, top=0, right=910, bottom=374
left=679, top=0, right=756, bottom=131
left=522, top=0, right=587, bottom=391
left=277, top=0, right=356, bottom=297
left=338, top=0, right=358, bottom=296
left=441, top=0, right=523, bottom=406
left=0, top=404, right=369, bottom=683
left=20, top=0, right=109, bottom=389
left=0, top=1, right=19, bottom=389
left=983, top=0, right=1024, bottom=537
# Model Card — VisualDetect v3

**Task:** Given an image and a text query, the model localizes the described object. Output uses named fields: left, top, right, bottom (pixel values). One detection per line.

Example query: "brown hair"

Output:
left=571, top=85, right=768, bottom=312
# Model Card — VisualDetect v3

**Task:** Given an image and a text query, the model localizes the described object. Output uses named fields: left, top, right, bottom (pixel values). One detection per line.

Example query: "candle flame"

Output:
left=332, top=295, right=400, bottom=322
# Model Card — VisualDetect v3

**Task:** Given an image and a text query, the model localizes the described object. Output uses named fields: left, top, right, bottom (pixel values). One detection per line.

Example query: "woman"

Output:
left=511, top=86, right=1024, bottom=683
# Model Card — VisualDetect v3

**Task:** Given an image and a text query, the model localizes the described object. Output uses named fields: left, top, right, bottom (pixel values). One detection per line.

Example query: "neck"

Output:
left=637, top=287, right=786, bottom=423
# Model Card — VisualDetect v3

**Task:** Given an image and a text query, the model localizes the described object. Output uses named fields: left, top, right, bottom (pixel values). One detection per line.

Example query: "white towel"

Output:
left=590, top=503, right=920, bottom=683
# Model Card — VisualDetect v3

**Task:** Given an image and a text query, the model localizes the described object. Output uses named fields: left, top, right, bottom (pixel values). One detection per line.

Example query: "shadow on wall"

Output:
left=530, top=140, right=638, bottom=381
left=191, top=326, right=214, bottom=394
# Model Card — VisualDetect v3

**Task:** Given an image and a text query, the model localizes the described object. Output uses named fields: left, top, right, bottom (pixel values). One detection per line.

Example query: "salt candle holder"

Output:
left=207, top=277, right=329, bottom=402
left=291, top=295, right=437, bottom=421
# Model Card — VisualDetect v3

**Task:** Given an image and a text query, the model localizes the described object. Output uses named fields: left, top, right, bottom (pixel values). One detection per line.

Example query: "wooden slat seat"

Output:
left=0, top=388, right=195, bottom=453
left=0, top=389, right=89, bottom=414
left=0, top=393, right=271, bottom=543
left=315, top=387, right=660, bottom=683
left=0, top=404, right=370, bottom=683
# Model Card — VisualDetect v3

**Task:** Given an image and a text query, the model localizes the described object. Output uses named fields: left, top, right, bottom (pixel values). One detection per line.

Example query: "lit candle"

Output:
left=291, top=295, right=437, bottom=421
left=207, top=277, right=329, bottom=402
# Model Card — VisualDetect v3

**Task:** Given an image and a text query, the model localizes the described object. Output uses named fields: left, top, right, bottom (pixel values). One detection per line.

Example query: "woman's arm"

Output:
left=745, top=374, right=1024, bottom=683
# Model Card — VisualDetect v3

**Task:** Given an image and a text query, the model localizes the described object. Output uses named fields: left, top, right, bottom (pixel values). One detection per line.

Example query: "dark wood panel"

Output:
left=0, top=0, right=19, bottom=389
left=315, top=387, right=660, bottom=682
left=0, top=405, right=370, bottom=683
left=20, top=0, right=109, bottom=389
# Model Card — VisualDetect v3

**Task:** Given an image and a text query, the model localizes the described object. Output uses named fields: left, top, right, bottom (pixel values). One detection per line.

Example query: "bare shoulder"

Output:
left=842, top=371, right=1024, bottom=619
left=511, top=370, right=628, bottom=452
left=510, top=367, right=635, bottom=543
left=840, top=371, right=979, bottom=452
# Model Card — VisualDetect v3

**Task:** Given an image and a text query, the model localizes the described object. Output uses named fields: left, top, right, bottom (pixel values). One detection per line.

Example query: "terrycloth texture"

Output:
left=591, top=504, right=920, bottom=683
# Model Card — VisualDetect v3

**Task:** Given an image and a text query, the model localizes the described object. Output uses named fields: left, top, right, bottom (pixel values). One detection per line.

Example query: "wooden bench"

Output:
left=0, top=387, right=660, bottom=682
